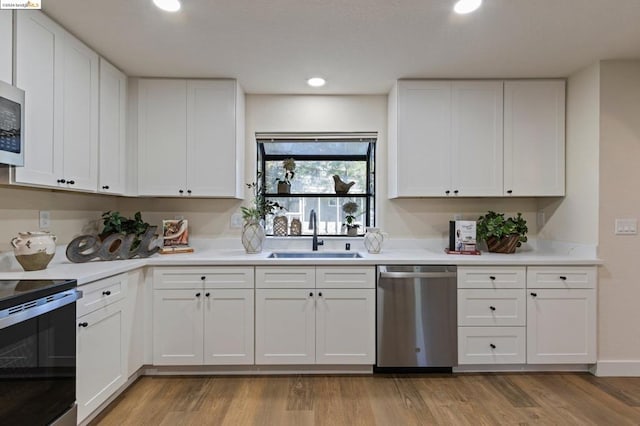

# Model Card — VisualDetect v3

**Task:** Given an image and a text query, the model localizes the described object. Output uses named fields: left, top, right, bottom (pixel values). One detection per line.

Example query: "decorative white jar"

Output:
left=11, top=231, right=57, bottom=271
left=363, top=227, right=384, bottom=254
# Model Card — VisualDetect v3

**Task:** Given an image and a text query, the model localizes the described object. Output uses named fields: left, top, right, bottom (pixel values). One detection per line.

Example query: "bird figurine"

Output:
left=332, top=175, right=356, bottom=194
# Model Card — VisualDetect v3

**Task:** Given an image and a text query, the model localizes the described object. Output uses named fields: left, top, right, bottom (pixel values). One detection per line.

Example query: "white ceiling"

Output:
left=42, top=0, right=640, bottom=94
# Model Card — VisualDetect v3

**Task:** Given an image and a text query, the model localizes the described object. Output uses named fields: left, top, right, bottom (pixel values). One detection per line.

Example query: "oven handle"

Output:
left=378, top=265, right=457, bottom=280
left=0, top=289, right=82, bottom=331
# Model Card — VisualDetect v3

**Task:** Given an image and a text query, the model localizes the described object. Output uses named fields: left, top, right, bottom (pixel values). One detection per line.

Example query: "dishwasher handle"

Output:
left=378, top=266, right=457, bottom=280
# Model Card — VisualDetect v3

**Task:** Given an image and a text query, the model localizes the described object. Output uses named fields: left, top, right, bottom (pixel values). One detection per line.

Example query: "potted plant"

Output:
left=476, top=211, right=528, bottom=253
left=342, top=201, right=361, bottom=236
left=100, top=211, right=151, bottom=250
left=275, top=158, right=296, bottom=194
left=241, top=173, right=282, bottom=253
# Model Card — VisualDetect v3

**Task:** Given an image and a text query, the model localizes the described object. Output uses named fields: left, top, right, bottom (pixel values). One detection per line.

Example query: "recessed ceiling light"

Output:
left=307, top=77, right=326, bottom=87
left=453, top=0, right=482, bottom=14
left=153, top=0, right=181, bottom=12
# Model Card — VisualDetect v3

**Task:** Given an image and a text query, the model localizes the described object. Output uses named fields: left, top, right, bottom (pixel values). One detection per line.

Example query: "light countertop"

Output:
left=0, top=238, right=601, bottom=285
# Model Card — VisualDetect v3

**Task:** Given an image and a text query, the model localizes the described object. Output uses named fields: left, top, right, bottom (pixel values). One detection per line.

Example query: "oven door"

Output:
left=0, top=290, right=79, bottom=425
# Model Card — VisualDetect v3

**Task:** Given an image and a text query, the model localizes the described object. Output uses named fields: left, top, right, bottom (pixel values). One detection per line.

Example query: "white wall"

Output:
left=538, top=63, right=600, bottom=245
left=597, top=60, right=640, bottom=368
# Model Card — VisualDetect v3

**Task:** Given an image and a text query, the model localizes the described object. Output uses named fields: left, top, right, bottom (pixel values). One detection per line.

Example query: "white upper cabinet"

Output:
left=137, top=78, right=244, bottom=198
left=98, top=58, right=127, bottom=194
left=14, top=10, right=99, bottom=191
left=504, top=80, right=565, bottom=196
left=389, top=80, right=503, bottom=197
left=0, top=11, right=12, bottom=84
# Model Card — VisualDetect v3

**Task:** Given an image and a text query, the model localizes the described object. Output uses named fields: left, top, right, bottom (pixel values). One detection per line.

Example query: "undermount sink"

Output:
left=267, top=251, right=363, bottom=259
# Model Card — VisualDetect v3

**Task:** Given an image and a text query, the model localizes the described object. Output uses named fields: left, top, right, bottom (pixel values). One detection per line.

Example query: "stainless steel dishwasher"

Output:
left=376, top=265, right=457, bottom=371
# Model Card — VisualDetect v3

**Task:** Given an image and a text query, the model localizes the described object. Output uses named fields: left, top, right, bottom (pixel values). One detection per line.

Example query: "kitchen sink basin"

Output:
left=267, top=252, right=363, bottom=259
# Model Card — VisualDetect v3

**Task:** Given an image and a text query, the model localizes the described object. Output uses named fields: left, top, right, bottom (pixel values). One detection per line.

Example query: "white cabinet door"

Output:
left=255, top=289, right=315, bottom=364
left=186, top=80, right=238, bottom=197
left=14, top=11, right=64, bottom=187
left=152, top=289, right=204, bottom=365
left=504, top=80, right=565, bottom=196
left=315, top=289, right=375, bottom=364
left=451, top=81, right=503, bottom=196
left=0, top=10, right=12, bottom=84
left=203, top=289, right=254, bottom=365
left=526, top=289, right=596, bottom=364
left=77, top=301, right=126, bottom=423
left=137, top=79, right=187, bottom=196
left=99, top=58, right=127, bottom=194
left=392, top=80, right=451, bottom=196
left=60, top=33, right=99, bottom=191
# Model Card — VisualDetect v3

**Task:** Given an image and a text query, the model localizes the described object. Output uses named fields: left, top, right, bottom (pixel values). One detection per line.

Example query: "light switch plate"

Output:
left=615, top=218, right=637, bottom=235
left=39, top=211, right=50, bottom=229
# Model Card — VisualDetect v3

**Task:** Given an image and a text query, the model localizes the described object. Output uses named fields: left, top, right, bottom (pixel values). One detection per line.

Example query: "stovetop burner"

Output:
left=0, top=279, right=77, bottom=310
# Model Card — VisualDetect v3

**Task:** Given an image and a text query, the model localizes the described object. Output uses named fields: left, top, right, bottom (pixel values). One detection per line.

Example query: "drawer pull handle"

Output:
left=489, top=306, right=496, bottom=311
left=559, top=276, right=567, bottom=280
left=205, top=292, right=210, bottom=297
left=196, top=292, right=201, bottom=297
left=318, top=292, right=323, bottom=297
left=489, top=276, right=496, bottom=280
left=78, top=322, right=88, bottom=328
left=530, top=292, right=537, bottom=297
left=201, top=276, right=206, bottom=281
left=490, top=343, right=496, bottom=349
left=102, top=290, right=111, bottom=296
left=309, top=292, right=313, bottom=297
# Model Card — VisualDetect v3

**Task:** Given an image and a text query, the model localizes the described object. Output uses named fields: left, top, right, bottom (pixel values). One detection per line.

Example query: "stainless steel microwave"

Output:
left=0, top=80, right=25, bottom=166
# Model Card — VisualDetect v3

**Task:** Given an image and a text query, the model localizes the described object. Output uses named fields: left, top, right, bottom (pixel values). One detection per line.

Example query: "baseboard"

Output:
left=454, top=364, right=591, bottom=373
left=593, top=360, right=640, bottom=377
left=145, top=364, right=373, bottom=375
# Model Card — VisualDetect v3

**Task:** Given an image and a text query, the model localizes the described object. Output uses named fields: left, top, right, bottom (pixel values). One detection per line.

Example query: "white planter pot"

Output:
left=241, top=220, right=265, bottom=254
left=363, top=227, right=384, bottom=254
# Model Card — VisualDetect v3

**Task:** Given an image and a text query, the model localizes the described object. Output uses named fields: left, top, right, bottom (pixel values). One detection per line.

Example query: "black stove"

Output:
left=0, top=279, right=77, bottom=310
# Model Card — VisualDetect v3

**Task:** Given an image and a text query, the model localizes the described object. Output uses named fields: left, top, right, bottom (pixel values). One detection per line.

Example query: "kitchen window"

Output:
left=256, top=133, right=376, bottom=236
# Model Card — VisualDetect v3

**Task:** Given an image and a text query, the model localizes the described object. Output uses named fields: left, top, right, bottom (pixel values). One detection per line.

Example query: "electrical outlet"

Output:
left=615, top=218, right=637, bottom=235
left=39, top=211, right=50, bottom=229
left=174, top=215, right=184, bottom=220
left=453, top=213, right=462, bottom=221
left=230, top=212, right=244, bottom=229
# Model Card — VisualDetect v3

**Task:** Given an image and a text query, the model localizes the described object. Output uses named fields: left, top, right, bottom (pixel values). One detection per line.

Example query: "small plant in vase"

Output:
left=241, top=173, right=282, bottom=253
left=275, top=158, right=296, bottom=194
left=342, top=201, right=361, bottom=236
left=476, top=211, right=528, bottom=253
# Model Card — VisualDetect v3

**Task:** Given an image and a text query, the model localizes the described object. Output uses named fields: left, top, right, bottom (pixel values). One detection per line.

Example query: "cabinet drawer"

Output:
left=527, top=266, right=596, bottom=289
left=458, top=326, right=525, bottom=364
left=316, top=267, right=375, bottom=289
left=256, top=267, right=315, bottom=289
left=154, top=267, right=254, bottom=289
left=458, top=267, right=525, bottom=289
left=77, top=274, right=127, bottom=317
left=458, top=289, right=525, bottom=326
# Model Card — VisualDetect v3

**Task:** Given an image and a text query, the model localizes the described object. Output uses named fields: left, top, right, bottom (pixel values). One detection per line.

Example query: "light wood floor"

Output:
left=91, top=373, right=640, bottom=425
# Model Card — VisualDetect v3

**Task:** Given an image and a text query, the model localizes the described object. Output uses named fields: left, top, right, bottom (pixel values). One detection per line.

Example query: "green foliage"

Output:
left=342, top=201, right=361, bottom=228
left=476, top=211, right=528, bottom=247
left=101, top=211, right=150, bottom=237
left=242, top=173, right=283, bottom=221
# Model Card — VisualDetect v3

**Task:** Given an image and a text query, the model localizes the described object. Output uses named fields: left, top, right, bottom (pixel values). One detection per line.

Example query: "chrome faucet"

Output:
left=309, top=209, right=324, bottom=251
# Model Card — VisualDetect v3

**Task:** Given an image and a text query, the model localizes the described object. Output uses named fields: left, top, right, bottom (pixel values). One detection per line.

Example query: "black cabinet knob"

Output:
left=187, top=189, right=192, bottom=194
left=507, top=190, right=513, bottom=194
left=309, top=292, right=313, bottom=297
left=490, top=343, right=496, bottom=349
left=67, top=180, right=75, bottom=185
left=195, top=292, right=201, bottom=297
left=489, top=276, right=496, bottom=280
left=102, top=185, right=109, bottom=190
left=179, top=189, right=184, bottom=194
left=445, top=190, right=450, bottom=195
left=102, top=290, right=111, bottom=296
left=201, top=276, right=205, bottom=281
left=489, top=306, right=496, bottom=311
left=205, top=292, right=210, bottom=297
left=57, top=179, right=66, bottom=184
left=530, top=292, right=537, bottom=297
left=453, top=190, right=459, bottom=194
left=318, top=292, right=323, bottom=297
left=559, top=276, right=567, bottom=280
left=78, top=322, right=88, bottom=328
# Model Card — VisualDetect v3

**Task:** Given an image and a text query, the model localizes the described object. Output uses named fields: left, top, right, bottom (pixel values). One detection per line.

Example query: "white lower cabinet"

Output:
left=526, top=266, right=596, bottom=364
left=76, top=274, right=128, bottom=423
left=255, top=266, right=376, bottom=365
left=152, top=267, right=254, bottom=366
